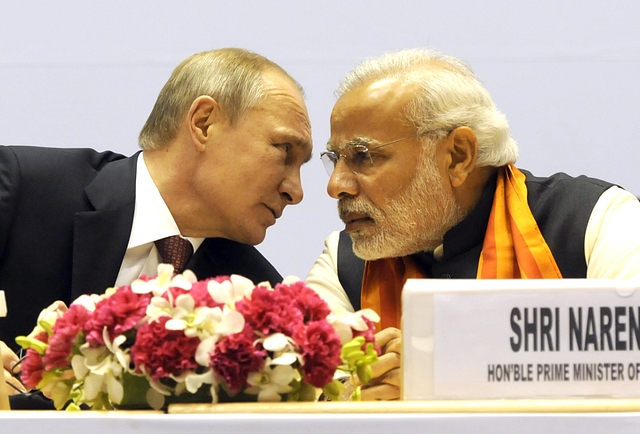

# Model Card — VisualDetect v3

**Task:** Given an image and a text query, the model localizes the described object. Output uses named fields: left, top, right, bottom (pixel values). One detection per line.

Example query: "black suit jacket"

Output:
left=0, top=146, right=282, bottom=348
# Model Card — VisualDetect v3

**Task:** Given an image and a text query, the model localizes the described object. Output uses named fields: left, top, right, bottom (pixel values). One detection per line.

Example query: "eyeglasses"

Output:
left=320, top=135, right=422, bottom=176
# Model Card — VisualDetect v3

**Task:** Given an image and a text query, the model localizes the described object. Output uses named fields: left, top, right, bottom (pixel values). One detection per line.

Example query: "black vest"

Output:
left=337, top=170, right=614, bottom=310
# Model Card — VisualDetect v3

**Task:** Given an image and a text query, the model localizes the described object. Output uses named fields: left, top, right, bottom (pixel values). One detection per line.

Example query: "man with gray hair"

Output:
left=306, top=49, right=640, bottom=400
left=1, top=48, right=312, bottom=405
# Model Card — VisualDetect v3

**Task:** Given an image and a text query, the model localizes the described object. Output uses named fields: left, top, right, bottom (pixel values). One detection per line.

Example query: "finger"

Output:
left=360, top=383, right=400, bottom=401
left=369, top=352, right=400, bottom=380
left=365, top=366, right=401, bottom=387
left=0, top=340, right=19, bottom=371
left=383, top=337, right=402, bottom=355
left=3, top=369, right=26, bottom=395
left=352, top=352, right=400, bottom=387
left=380, top=367, right=401, bottom=387
left=374, top=327, right=401, bottom=350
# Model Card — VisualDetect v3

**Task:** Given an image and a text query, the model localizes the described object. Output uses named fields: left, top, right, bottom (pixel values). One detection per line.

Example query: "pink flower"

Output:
left=16, top=268, right=360, bottom=408
left=296, top=321, right=342, bottom=388
left=236, top=286, right=303, bottom=336
left=131, top=316, right=200, bottom=381
left=352, top=316, right=381, bottom=355
left=20, top=332, right=49, bottom=389
left=276, top=281, right=331, bottom=323
left=42, top=304, right=91, bottom=370
left=84, top=286, right=151, bottom=346
left=210, top=325, right=266, bottom=393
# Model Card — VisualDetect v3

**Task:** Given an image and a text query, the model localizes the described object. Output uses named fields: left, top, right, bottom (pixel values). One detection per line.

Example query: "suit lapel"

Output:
left=71, top=154, right=139, bottom=299
left=69, top=152, right=283, bottom=296
left=187, top=237, right=283, bottom=287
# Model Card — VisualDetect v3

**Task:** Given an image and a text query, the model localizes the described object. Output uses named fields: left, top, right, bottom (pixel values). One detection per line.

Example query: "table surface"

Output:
left=2, top=400, right=640, bottom=434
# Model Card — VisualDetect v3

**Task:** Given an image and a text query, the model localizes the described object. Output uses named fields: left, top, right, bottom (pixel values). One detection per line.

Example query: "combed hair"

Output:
left=336, top=49, right=518, bottom=167
left=139, top=48, right=302, bottom=150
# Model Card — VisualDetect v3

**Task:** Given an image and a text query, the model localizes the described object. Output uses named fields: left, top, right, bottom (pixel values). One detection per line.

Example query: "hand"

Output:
left=1, top=340, right=26, bottom=395
left=1, top=300, right=68, bottom=396
left=360, top=327, right=401, bottom=401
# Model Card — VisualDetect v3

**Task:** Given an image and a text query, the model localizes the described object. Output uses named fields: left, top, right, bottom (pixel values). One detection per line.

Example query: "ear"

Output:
left=187, top=96, right=225, bottom=151
left=444, top=126, right=478, bottom=188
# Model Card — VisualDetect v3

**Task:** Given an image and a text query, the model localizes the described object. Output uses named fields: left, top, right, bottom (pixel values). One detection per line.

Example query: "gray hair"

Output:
left=139, top=48, right=302, bottom=150
left=336, top=49, right=518, bottom=167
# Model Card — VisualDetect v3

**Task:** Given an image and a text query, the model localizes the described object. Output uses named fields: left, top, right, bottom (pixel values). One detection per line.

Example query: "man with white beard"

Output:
left=306, top=49, right=640, bottom=401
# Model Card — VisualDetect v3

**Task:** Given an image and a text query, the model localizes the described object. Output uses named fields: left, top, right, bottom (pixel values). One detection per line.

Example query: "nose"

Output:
left=279, top=167, right=304, bottom=205
left=327, top=159, right=358, bottom=199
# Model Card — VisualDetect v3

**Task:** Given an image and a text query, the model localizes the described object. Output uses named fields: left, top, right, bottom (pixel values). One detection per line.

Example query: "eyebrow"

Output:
left=326, top=137, right=374, bottom=152
left=277, top=128, right=313, bottom=164
left=291, top=137, right=313, bottom=164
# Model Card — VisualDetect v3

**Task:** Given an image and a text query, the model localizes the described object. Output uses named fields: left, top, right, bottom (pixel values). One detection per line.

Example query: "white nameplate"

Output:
left=402, top=279, right=640, bottom=400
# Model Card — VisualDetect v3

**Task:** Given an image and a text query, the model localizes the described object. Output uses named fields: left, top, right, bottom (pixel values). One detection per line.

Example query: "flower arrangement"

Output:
left=16, top=265, right=380, bottom=410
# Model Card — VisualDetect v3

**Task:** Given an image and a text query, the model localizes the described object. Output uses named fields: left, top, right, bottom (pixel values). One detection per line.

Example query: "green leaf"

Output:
left=297, top=382, right=318, bottom=402
left=65, top=402, right=82, bottom=412
left=356, top=365, right=373, bottom=385
left=117, top=372, right=152, bottom=409
left=321, top=379, right=344, bottom=402
left=15, top=335, right=48, bottom=354
left=351, top=386, right=362, bottom=401
left=340, top=338, right=379, bottom=386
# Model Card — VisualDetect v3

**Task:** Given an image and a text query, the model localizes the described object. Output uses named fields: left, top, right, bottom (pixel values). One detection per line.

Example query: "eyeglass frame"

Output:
left=320, top=130, right=449, bottom=176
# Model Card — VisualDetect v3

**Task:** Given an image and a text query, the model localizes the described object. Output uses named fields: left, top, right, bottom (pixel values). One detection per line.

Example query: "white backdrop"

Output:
left=1, top=1, right=639, bottom=279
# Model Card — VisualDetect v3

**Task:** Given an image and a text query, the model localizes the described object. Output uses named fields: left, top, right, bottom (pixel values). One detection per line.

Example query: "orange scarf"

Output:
left=361, top=165, right=562, bottom=330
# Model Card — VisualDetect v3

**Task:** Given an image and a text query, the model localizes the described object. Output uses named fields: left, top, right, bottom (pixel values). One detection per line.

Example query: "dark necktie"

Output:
left=154, top=236, right=193, bottom=274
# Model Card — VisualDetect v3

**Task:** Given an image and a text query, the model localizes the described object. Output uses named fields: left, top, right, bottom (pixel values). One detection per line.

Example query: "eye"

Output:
left=321, top=151, right=338, bottom=164
left=275, top=143, right=291, bottom=154
left=348, top=146, right=371, bottom=169
left=272, top=143, right=291, bottom=163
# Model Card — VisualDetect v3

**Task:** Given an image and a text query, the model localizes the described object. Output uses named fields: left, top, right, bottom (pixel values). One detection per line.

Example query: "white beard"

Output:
left=339, top=149, right=466, bottom=260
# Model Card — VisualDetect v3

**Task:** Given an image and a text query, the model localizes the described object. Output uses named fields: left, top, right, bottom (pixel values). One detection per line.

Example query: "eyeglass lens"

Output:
left=320, top=145, right=373, bottom=176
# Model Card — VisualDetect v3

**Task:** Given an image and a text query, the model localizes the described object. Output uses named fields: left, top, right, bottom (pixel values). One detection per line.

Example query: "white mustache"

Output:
left=338, top=198, right=378, bottom=221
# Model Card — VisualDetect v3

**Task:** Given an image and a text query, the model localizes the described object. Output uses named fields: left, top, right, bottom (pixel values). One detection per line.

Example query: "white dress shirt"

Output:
left=114, top=154, right=203, bottom=287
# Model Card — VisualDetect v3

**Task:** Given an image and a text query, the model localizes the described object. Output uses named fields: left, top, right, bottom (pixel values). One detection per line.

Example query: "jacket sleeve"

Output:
left=0, top=147, right=20, bottom=262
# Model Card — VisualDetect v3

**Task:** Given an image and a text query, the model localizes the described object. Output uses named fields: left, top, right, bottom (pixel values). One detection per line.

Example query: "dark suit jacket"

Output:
left=0, top=145, right=282, bottom=348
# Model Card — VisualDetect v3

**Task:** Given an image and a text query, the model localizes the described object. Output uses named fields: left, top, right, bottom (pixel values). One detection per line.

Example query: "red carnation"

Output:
left=236, top=286, right=303, bottom=336
left=20, top=331, right=49, bottom=389
left=276, top=281, right=331, bottom=323
left=85, top=286, right=151, bottom=347
left=130, top=317, right=200, bottom=381
left=42, top=304, right=91, bottom=370
left=296, top=320, right=342, bottom=388
left=210, top=325, right=266, bottom=392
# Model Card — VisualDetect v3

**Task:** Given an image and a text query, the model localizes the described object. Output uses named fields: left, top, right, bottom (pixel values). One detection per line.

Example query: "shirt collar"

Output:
left=128, top=154, right=203, bottom=250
